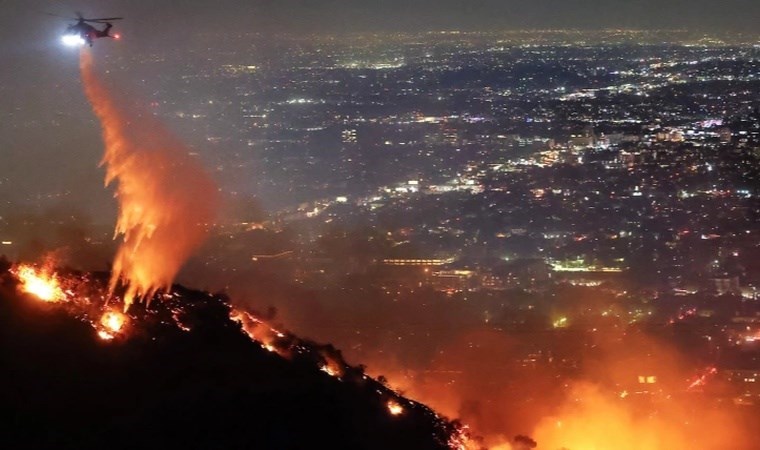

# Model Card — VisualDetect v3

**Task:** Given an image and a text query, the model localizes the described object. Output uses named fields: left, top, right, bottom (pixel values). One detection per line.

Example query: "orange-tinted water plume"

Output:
left=79, top=50, right=217, bottom=311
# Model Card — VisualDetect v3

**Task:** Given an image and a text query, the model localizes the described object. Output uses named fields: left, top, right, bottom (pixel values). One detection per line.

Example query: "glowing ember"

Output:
left=101, top=310, right=127, bottom=333
left=97, top=330, right=115, bottom=340
left=319, top=354, right=345, bottom=378
left=12, top=264, right=66, bottom=302
left=171, top=310, right=192, bottom=332
left=230, top=308, right=287, bottom=356
left=387, top=400, right=404, bottom=416
left=263, top=344, right=277, bottom=352
left=447, top=423, right=474, bottom=450
left=95, top=310, right=128, bottom=340
left=230, top=310, right=259, bottom=338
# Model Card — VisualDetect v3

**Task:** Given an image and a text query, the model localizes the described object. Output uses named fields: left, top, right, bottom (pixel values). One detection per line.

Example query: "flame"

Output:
left=230, top=309, right=290, bottom=356
left=387, top=400, right=404, bottom=416
left=79, top=50, right=217, bottom=311
left=11, top=261, right=133, bottom=341
left=97, top=330, right=116, bottom=340
left=236, top=314, right=284, bottom=352
left=96, top=310, right=128, bottom=340
left=319, top=353, right=345, bottom=378
left=101, top=310, right=127, bottom=333
left=447, top=423, right=476, bottom=450
left=5, top=267, right=471, bottom=446
left=12, top=264, right=66, bottom=302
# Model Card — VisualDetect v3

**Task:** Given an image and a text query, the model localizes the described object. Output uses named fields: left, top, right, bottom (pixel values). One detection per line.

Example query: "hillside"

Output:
left=0, top=263, right=465, bottom=450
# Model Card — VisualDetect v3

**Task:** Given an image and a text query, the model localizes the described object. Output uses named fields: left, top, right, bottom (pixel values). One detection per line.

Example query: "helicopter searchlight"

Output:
left=46, top=12, right=124, bottom=47
left=61, top=33, right=86, bottom=47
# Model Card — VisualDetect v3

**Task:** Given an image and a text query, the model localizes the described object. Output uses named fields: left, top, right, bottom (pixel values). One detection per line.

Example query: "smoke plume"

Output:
left=79, top=50, right=217, bottom=310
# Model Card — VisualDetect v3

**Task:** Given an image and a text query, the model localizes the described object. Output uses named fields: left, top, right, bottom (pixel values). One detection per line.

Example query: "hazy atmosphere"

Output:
left=2, top=0, right=760, bottom=449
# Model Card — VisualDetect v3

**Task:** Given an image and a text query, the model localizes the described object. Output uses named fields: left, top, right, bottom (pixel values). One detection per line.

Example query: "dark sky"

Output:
left=2, top=0, right=760, bottom=39
left=0, top=0, right=757, bottom=223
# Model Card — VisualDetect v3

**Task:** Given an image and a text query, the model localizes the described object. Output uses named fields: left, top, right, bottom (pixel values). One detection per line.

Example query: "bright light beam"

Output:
left=62, top=34, right=85, bottom=47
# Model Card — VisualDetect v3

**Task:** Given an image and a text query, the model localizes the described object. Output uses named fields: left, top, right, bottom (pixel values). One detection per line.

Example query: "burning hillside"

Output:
left=3, top=48, right=479, bottom=450
left=0, top=261, right=470, bottom=450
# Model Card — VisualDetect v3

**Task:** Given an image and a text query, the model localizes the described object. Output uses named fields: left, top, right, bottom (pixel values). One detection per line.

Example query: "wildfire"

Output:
left=12, top=264, right=66, bottom=302
left=93, top=309, right=127, bottom=341
left=230, top=309, right=263, bottom=338
left=230, top=308, right=291, bottom=356
left=96, top=310, right=128, bottom=341
left=319, top=353, right=345, bottom=378
left=447, top=423, right=475, bottom=450
left=79, top=50, right=217, bottom=311
left=97, top=330, right=115, bottom=340
left=101, top=310, right=127, bottom=333
left=387, top=400, right=404, bottom=416
left=320, top=364, right=339, bottom=377
left=74, top=51, right=474, bottom=450
left=4, top=263, right=471, bottom=448
left=10, top=261, right=133, bottom=341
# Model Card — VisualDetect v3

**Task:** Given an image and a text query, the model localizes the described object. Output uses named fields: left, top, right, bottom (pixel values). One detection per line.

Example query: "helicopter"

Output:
left=47, top=12, right=123, bottom=47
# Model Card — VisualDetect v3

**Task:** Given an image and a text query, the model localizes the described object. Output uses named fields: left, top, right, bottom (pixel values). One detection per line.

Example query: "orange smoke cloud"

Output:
left=349, top=325, right=751, bottom=450
left=79, top=50, right=217, bottom=310
left=532, top=381, right=745, bottom=450
left=526, top=331, right=748, bottom=450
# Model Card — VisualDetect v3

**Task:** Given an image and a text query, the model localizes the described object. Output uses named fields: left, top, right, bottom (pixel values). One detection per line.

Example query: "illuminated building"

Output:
left=710, top=275, right=740, bottom=295
left=428, top=270, right=475, bottom=292
left=382, top=258, right=455, bottom=266
left=341, top=129, right=357, bottom=143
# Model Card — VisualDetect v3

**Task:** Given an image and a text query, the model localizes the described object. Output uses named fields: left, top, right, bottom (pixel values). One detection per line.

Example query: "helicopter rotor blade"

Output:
left=43, top=12, right=79, bottom=20
left=84, top=17, right=124, bottom=22
left=41, top=11, right=124, bottom=23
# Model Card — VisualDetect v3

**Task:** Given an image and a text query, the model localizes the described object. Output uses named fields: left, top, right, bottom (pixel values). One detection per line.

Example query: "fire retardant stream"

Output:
left=79, top=50, right=217, bottom=311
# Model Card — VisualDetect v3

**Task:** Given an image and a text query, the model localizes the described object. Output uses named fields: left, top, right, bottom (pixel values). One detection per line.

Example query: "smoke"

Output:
left=226, top=276, right=753, bottom=449
left=532, top=380, right=746, bottom=450
left=79, top=50, right=217, bottom=311
left=527, top=331, right=749, bottom=450
left=0, top=206, right=114, bottom=270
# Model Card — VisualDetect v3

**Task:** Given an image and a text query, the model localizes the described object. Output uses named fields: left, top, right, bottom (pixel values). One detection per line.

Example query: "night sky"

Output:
left=3, top=0, right=760, bottom=36
left=0, top=0, right=758, bottom=221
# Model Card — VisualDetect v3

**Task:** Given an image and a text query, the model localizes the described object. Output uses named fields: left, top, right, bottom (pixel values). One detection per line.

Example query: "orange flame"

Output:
left=230, top=309, right=291, bottom=356
left=447, top=423, right=475, bottom=450
left=319, top=352, right=345, bottom=378
left=97, top=330, right=115, bottom=340
left=320, top=364, right=339, bottom=377
left=12, top=264, right=66, bottom=302
left=101, top=310, right=127, bottom=333
left=97, top=310, right=128, bottom=340
left=79, top=50, right=217, bottom=311
left=387, top=400, right=404, bottom=416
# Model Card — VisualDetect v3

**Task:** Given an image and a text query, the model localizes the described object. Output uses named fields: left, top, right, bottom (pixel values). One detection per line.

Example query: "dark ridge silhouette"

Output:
left=0, top=263, right=461, bottom=450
